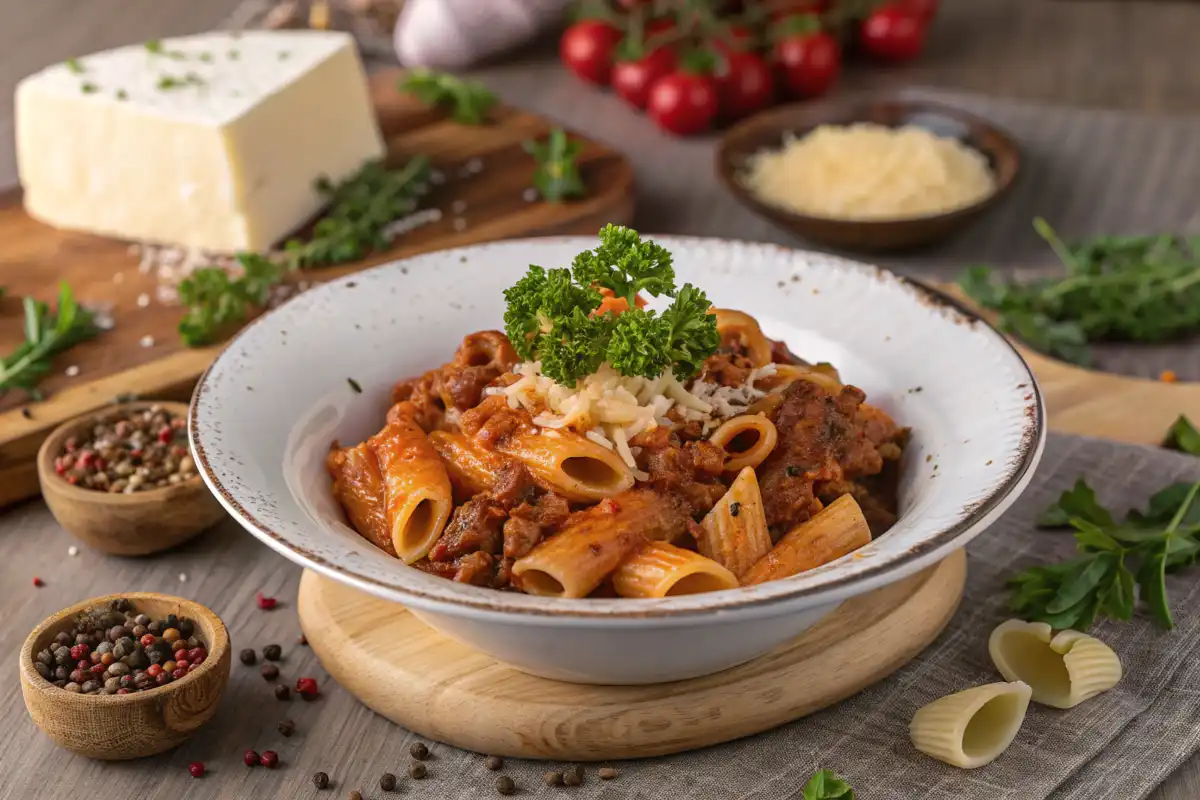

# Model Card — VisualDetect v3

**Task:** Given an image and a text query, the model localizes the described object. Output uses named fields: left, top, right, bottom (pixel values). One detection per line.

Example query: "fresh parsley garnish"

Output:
left=1164, top=415, right=1200, bottom=456
left=177, top=254, right=283, bottom=347
left=524, top=128, right=585, bottom=203
left=116, top=89, right=128, bottom=100
left=398, top=68, right=496, bottom=125
left=502, top=225, right=718, bottom=386
left=65, top=58, right=84, bottom=74
left=80, top=82, right=99, bottom=94
left=1010, top=477, right=1200, bottom=630
left=0, top=283, right=100, bottom=398
left=959, top=218, right=1200, bottom=366
left=144, top=39, right=164, bottom=53
left=802, top=770, right=854, bottom=800
left=347, top=377, right=363, bottom=394
left=282, top=156, right=430, bottom=269
left=157, top=73, right=205, bottom=90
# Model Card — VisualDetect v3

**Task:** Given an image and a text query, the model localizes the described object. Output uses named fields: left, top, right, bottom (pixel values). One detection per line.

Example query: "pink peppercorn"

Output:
left=172, top=668, right=187, bottom=680
left=116, top=688, right=130, bottom=695
left=243, top=750, right=259, bottom=767
left=155, top=673, right=170, bottom=686
left=260, top=751, right=279, bottom=769
left=32, top=576, right=44, bottom=587
left=187, top=663, right=199, bottom=672
left=175, top=659, right=190, bottom=670
left=188, top=647, right=206, bottom=662
left=69, top=643, right=90, bottom=660
left=188, top=762, right=205, bottom=778
left=90, top=664, right=106, bottom=675
left=295, top=677, right=319, bottom=701
left=55, top=461, right=67, bottom=475
left=76, top=659, right=90, bottom=671
left=146, top=664, right=163, bottom=678
left=158, top=426, right=173, bottom=444
left=140, top=634, right=157, bottom=647
left=256, top=592, right=278, bottom=610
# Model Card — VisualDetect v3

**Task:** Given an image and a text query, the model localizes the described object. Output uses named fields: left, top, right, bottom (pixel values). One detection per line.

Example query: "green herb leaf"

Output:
left=177, top=254, right=283, bottom=347
left=80, top=82, right=99, bottom=94
left=0, top=283, right=100, bottom=397
left=524, top=128, right=586, bottom=204
left=65, top=57, right=84, bottom=74
left=1138, top=543, right=1173, bottom=629
left=1037, top=478, right=1115, bottom=528
left=802, top=769, right=854, bottom=800
left=1164, top=414, right=1200, bottom=456
left=398, top=68, right=496, bottom=125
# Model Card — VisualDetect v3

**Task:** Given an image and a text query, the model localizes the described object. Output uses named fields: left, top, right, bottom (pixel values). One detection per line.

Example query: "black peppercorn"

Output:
left=348, top=792, right=362, bottom=800
left=379, top=772, right=397, bottom=791
left=544, top=771, right=563, bottom=787
left=408, top=762, right=427, bottom=780
left=148, top=650, right=164, bottom=665
left=54, top=631, right=72, bottom=647
left=564, top=765, right=583, bottom=786
left=147, top=621, right=162, bottom=635
left=275, top=685, right=291, bottom=701
left=263, top=643, right=283, bottom=661
left=239, top=648, right=257, bottom=665
left=35, top=662, right=51, bottom=679
left=179, top=619, right=194, bottom=638
left=495, top=776, right=516, bottom=795
left=410, top=742, right=429, bottom=760
left=277, top=719, right=296, bottom=737
left=729, top=501, right=741, bottom=517
left=261, top=663, right=280, bottom=681
left=54, top=665, right=69, bottom=681
left=486, top=755, right=504, bottom=771
left=311, top=771, right=329, bottom=789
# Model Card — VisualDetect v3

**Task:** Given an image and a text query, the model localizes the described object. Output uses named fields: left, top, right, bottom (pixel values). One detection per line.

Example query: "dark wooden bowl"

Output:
left=715, top=98, right=1021, bottom=253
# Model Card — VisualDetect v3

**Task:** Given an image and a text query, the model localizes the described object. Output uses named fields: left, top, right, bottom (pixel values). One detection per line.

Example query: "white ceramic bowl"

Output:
left=190, top=236, right=1044, bottom=685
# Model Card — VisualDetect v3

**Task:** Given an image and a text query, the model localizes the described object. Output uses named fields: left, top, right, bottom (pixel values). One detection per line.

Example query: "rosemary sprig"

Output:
left=0, top=283, right=99, bottom=399
left=523, top=128, right=586, bottom=203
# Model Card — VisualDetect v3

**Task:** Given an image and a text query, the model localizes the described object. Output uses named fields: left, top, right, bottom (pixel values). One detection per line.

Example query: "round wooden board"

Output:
left=297, top=549, right=966, bottom=761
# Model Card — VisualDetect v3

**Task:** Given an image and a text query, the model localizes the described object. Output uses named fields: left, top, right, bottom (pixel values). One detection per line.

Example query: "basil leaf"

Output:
left=1070, top=518, right=1123, bottom=552
left=1046, top=552, right=1116, bottom=614
left=1130, top=482, right=1200, bottom=525
left=802, top=770, right=854, bottom=800
left=1100, top=559, right=1136, bottom=621
left=1038, top=478, right=1114, bottom=528
left=1164, top=415, right=1200, bottom=456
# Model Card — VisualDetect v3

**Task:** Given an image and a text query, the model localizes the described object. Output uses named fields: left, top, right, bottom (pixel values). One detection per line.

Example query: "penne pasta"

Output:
left=988, top=620, right=1122, bottom=709
left=909, top=681, right=1032, bottom=769
left=613, top=541, right=739, bottom=597
left=512, top=490, right=690, bottom=598
left=428, top=430, right=502, bottom=499
left=326, top=441, right=394, bottom=557
left=495, top=427, right=636, bottom=502
left=697, top=467, right=772, bottom=579
left=708, top=414, right=778, bottom=471
left=370, top=402, right=454, bottom=563
left=713, top=308, right=773, bottom=366
left=741, top=494, right=871, bottom=585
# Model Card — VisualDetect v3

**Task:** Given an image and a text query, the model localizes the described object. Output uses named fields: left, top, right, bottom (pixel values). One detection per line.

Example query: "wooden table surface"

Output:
left=3, top=1, right=1200, bottom=798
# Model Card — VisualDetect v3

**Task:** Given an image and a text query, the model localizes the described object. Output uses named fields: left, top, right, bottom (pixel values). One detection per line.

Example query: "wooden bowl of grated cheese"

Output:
left=716, top=98, right=1020, bottom=253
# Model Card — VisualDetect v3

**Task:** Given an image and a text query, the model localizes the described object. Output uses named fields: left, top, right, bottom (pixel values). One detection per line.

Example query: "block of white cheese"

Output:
left=15, top=31, right=385, bottom=253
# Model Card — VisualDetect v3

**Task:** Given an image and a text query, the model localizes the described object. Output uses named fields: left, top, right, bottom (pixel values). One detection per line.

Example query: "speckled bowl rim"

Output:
left=190, top=236, right=1045, bottom=623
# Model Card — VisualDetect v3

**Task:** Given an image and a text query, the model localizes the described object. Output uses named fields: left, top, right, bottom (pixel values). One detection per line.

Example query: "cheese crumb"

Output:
left=65, top=365, right=80, bottom=377
left=68, top=545, right=79, bottom=557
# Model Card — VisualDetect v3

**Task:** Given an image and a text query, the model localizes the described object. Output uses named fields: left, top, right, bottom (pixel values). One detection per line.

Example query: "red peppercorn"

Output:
left=175, top=659, right=190, bottom=670
left=93, top=458, right=106, bottom=471
left=76, top=659, right=90, bottom=671
left=146, top=664, right=163, bottom=678
left=172, top=668, right=187, bottom=679
left=187, top=647, right=206, bottom=662
left=55, top=461, right=67, bottom=475
left=32, top=576, right=44, bottom=587
left=188, top=762, right=205, bottom=778
left=256, top=592, right=278, bottom=610
left=140, top=634, right=157, bottom=647
left=243, top=750, right=260, bottom=767
left=173, top=446, right=188, bottom=457
left=69, top=643, right=90, bottom=660
left=66, top=475, right=79, bottom=485
left=295, top=677, right=319, bottom=701
left=158, top=426, right=173, bottom=443
left=116, top=688, right=130, bottom=695
left=90, top=663, right=106, bottom=675
left=155, top=673, right=170, bottom=686
left=75, top=450, right=95, bottom=470
left=259, top=751, right=279, bottom=769
left=130, top=448, right=143, bottom=460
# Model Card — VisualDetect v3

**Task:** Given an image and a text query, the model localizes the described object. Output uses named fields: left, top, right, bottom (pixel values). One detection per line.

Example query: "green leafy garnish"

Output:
left=398, top=69, right=496, bottom=125
left=144, top=39, right=164, bottom=53
left=502, top=225, right=718, bottom=386
left=177, top=254, right=283, bottom=347
left=116, top=89, right=128, bottom=100
left=65, top=58, right=84, bottom=74
left=0, top=283, right=100, bottom=398
left=959, top=218, right=1200, bottom=365
left=157, top=73, right=205, bottom=90
left=282, top=156, right=430, bottom=269
left=802, top=770, right=854, bottom=800
left=80, top=82, right=99, bottom=94
left=1010, top=477, right=1200, bottom=630
left=1164, top=415, right=1200, bottom=456
left=524, top=128, right=585, bottom=203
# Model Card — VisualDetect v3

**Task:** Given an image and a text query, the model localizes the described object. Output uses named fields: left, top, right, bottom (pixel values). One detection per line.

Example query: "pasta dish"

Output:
left=327, top=226, right=908, bottom=598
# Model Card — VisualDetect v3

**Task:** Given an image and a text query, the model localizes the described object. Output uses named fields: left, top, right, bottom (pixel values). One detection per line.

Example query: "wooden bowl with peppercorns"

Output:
left=36, top=401, right=225, bottom=555
left=19, top=592, right=231, bottom=760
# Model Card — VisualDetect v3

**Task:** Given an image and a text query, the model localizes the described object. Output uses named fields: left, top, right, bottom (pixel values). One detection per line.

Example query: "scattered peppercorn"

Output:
left=785, top=466, right=803, bottom=477
left=239, top=648, right=257, bottom=665
left=485, top=755, right=504, bottom=771
left=495, top=776, right=516, bottom=795
left=33, top=576, right=45, bottom=587
left=244, top=750, right=260, bottom=767
left=348, top=792, right=362, bottom=800
left=189, top=761, right=205, bottom=778
left=256, top=592, right=278, bottom=610
left=277, top=718, right=296, bottom=737
left=598, top=767, right=619, bottom=780
left=52, top=405, right=195, bottom=493
left=729, top=501, right=741, bottom=517
left=410, top=742, right=430, bottom=760
left=379, top=772, right=397, bottom=791
left=312, top=771, right=330, bottom=789
left=274, top=684, right=291, bottom=701
left=544, top=771, right=563, bottom=787
left=260, top=750, right=279, bottom=769
left=296, top=676, right=319, bottom=700
left=262, top=643, right=283, bottom=661
left=261, top=663, right=280, bottom=681
left=408, top=761, right=427, bottom=779
left=564, top=765, right=584, bottom=786
left=298, top=633, right=308, bottom=645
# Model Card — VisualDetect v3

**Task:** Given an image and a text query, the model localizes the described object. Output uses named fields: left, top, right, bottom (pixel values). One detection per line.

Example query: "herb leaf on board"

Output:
left=0, top=283, right=99, bottom=399
left=524, top=128, right=586, bottom=203
left=177, top=254, right=284, bottom=347
left=802, top=770, right=854, bottom=800
left=398, top=69, right=496, bottom=125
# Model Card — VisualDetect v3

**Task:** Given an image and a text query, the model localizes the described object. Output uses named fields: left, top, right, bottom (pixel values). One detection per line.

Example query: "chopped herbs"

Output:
left=524, top=128, right=586, bottom=203
left=959, top=218, right=1200, bottom=366
left=278, top=51, right=290, bottom=60
left=177, top=254, right=284, bottom=347
left=802, top=770, right=854, bottom=800
left=198, top=52, right=213, bottom=63
left=1009, top=477, right=1200, bottom=630
left=0, top=283, right=100, bottom=398
left=503, top=225, right=718, bottom=386
left=157, top=73, right=205, bottom=91
left=144, top=39, right=164, bottom=53
left=282, top=156, right=431, bottom=269
left=80, top=82, right=99, bottom=94
left=116, top=89, right=128, bottom=100
left=347, top=378, right=363, bottom=394
left=1164, top=415, right=1200, bottom=456
left=65, top=58, right=84, bottom=74
left=228, top=49, right=240, bottom=60
left=398, top=68, right=496, bottom=125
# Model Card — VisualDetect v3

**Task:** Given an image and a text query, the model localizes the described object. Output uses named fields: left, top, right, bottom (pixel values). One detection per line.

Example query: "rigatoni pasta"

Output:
left=697, top=467, right=772, bottom=579
left=742, top=494, right=872, bottom=585
left=613, top=541, right=739, bottom=597
left=707, top=414, right=778, bottom=472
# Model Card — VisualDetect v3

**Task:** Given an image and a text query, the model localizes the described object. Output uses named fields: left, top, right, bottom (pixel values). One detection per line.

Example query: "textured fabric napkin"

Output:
left=403, top=434, right=1200, bottom=800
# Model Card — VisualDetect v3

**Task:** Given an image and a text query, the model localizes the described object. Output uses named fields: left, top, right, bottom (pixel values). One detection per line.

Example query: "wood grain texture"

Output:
left=297, top=550, right=966, bottom=761
left=36, top=402, right=224, bottom=555
left=19, top=592, right=232, bottom=760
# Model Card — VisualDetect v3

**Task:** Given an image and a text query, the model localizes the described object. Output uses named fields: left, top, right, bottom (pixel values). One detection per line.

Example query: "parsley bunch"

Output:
left=398, top=69, right=496, bottom=125
left=1009, top=477, right=1200, bottom=630
left=0, top=283, right=99, bottom=398
left=177, top=254, right=283, bottom=346
left=959, top=218, right=1200, bottom=365
left=503, top=224, right=719, bottom=386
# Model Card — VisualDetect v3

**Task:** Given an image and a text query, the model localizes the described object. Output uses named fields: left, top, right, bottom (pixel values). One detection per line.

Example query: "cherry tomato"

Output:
left=612, top=46, right=678, bottom=110
left=711, top=23, right=756, bottom=55
left=859, top=5, right=927, bottom=62
left=715, top=51, right=774, bottom=120
left=771, top=20, right=840, bottom=99
left=559, top=20, right=622, bottom=86
left=899, top=0, right=938, bottom=22
left=647, top=70, right=719, bottom=136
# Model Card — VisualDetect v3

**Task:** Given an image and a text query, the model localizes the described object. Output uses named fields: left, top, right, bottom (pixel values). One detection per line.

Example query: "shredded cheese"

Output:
left=741, top=123, right=995, bottom=221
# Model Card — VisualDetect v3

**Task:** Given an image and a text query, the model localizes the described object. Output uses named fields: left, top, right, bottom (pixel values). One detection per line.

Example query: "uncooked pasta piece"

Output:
left=909, top=681, right=1031, bottom=769
left=988, top=619, right=1122, bottom=709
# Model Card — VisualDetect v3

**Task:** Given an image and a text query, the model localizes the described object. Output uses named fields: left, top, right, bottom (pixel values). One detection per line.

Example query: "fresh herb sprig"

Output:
left=282, top=156, right=431, bottom=269
left=959, top=218, right=1200, bottom=365
left=1164, top=414, right=1200, bottom=456
left=1009, top=477, right=1200, bottom=630
left=524, top=128, right=586, bottom=203
left=177, top=254, right=283, bottom=346
left=0, top=283, right=99, bottom=398
left=503, top=224, right=718, bottom=386
left=802, top=770, right=854, bottom=800
left=398, top=69, right=496, bottom=125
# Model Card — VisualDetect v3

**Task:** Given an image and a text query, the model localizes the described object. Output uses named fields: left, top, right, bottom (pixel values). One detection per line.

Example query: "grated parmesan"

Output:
left=741, top=122, right=995, bottom=221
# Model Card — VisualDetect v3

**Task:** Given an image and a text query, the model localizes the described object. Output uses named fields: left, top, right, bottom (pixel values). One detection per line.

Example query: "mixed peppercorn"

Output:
left=52, top=404, right=196, bottom=493
left=32, top=600, right=206, bottom=694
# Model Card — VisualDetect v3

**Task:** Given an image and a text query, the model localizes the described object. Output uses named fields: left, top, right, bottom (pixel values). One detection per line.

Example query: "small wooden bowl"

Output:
left=715, top=98, right=1021, bottom=253
left=19, top=592, right=232, bottom=759
left=37, top=401, right=225, bottom=555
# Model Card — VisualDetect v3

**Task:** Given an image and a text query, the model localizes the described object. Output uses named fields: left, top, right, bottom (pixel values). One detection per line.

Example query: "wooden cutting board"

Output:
left=0, top=68, right=635, bottom=506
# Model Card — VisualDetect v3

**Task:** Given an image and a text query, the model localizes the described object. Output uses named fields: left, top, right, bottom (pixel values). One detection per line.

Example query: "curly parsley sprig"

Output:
left=502, top=225, right=718, bottom=386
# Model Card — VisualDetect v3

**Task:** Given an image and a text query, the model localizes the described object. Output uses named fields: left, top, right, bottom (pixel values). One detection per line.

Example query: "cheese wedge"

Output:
left=15, top=31, right=385, bottom=252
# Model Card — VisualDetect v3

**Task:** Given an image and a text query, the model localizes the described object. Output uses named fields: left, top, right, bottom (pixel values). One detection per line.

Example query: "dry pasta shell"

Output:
left=909, top=681, right=1031, bottom=769
left=988, top=619, right=1122, bottom=709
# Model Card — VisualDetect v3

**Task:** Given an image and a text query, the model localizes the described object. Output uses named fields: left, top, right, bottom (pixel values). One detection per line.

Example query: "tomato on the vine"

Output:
left=612, top=45, right=678, bottom=110
left=647, top=62, right=719, bottom=136
left=710, top=23, right=756, bottom=55
left=770, top=15, right=840, bottom=99
left=715, top=51, right=774, bottom=120
left=859, top=5, right=927, bottom=61
left=559, top=20, right=623, bottom=86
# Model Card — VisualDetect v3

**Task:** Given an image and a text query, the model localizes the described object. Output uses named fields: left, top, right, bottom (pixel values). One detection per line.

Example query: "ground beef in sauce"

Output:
left=697, top=352, right=757, bottom=388
left=503, top=491, right=571, bottom=559
left=632, top=427, right=728, bottom=517
left=390, top=332, right=518, bottom=432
